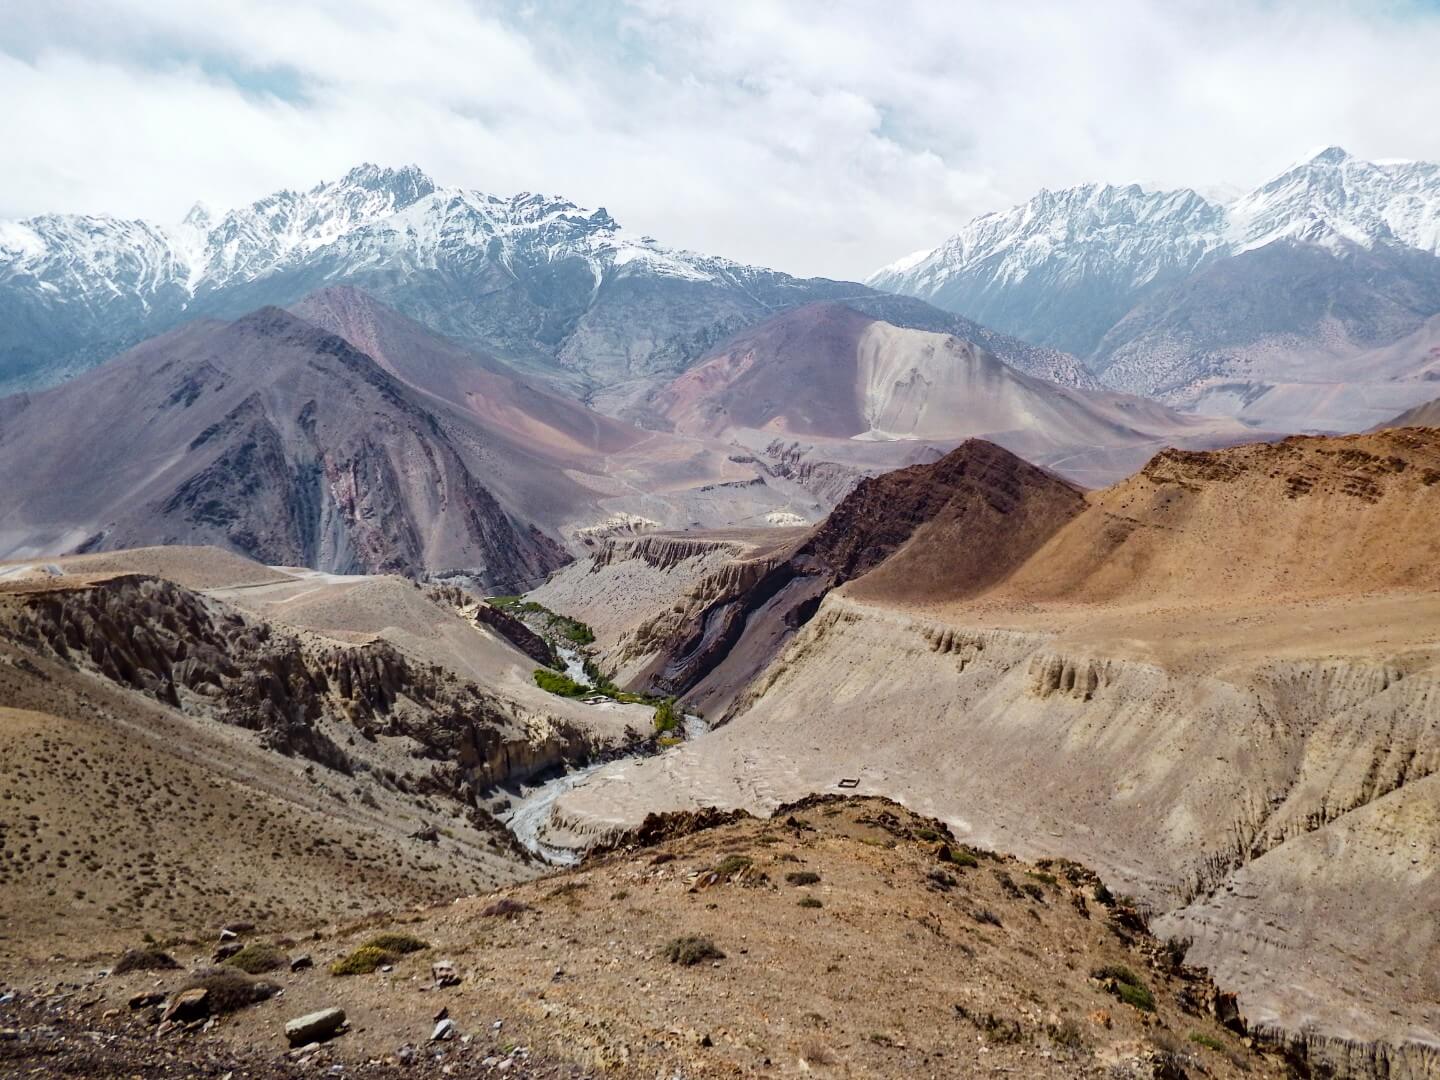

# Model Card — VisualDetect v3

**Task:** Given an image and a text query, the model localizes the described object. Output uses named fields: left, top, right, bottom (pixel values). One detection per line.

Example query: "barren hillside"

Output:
left=1, top=798, right=1287, bottom=1079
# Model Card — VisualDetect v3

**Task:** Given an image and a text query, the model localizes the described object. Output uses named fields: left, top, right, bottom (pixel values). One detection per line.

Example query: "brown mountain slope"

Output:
left=628, top=440, right=1086, bottom=714
left=0, top=306, right=574, bottom=588
left=1377, top=396, right=1440, bottom=429
left=989, top=427, right=1440, bottom=606
left=291, top=286, right=641, bottom=461
left=654, top=302, right=1256, bottom=487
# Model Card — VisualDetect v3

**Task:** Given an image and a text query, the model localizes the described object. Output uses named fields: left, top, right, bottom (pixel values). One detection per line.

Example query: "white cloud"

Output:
left=3, top=0, right=1440, bottom=278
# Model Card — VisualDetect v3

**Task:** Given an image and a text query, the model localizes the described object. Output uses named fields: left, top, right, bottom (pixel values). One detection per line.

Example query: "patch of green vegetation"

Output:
left=1189, top=1032, right=1225, bottom=1051
left=664, top=935, right=724, bottom=966
left=330, top=945, right=392, bottom=976
left=1115, top=981, right=1156, bottom=1012
left=491, top=596, right=594, bottom=645
left=533, top=668, right=589, bottom=697
left=938, top=845, right=979, bottom=868
left=363, top=932, right=429, bottom=956
left=1092, top=964, right=1156, bottom=1012
left=712, top=854, right=753, bottom=878
left=1027, top=870, right=1058, bottom=887
left=785, top=871, right=821, bottom=886
left=914, top=827, right=941, bottom=842
left=653, top=697, right=682, bottom=733
left=657, top=736, right=683, bottom=748
left=223, top=943, right=287, bottom=974
left=798, top=896, right=823, bottom=909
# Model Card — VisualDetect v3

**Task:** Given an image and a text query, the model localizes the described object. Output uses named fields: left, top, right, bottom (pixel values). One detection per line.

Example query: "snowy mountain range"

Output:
left=0, top=165, right=1083, bottom=402
left=870, top=148, right=1440, bottom=431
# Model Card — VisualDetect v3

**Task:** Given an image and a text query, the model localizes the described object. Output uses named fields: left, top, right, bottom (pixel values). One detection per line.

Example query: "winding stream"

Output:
left=494, top=602, right=709, bottom=865
left=498, top=761, right=608, bottom=865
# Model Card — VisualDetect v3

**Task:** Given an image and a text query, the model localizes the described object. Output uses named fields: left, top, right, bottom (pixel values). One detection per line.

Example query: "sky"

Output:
left=4, top=0, right=1440, bottom=279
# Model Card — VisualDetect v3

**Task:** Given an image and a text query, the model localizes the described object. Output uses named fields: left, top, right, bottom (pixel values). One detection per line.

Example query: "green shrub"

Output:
left=534, top=668, right=588, bottom=697
left=330, top=945, right=392, bottom=976
left=785, top=871, right=821, bottom=886
left=914, top=827, right=941, bottom=842
left=1092, top=965, right=1155, bottom=1012
left=797, top=896, right=823, bottom=909
left=1189, top=1032, right=1225, bottom=1051
left=937, top=844, right=979, bottom=868
left=653, top=698, right=681, bottom=734
left=664, top=935, right=724, bottom=966
left=1115, top=981, right=1156, bottom=1012
left=712, top=854, right=753, bottom=878
left=363, top=933, right=429, bottom=956
left=223, top=943, right=287, bottom=974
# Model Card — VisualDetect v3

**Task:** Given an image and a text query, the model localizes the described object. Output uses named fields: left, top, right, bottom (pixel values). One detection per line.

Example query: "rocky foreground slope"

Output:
left=1, top=798, right=1287, bottom=1079
left=543, top=428, right=1440, bottom=1076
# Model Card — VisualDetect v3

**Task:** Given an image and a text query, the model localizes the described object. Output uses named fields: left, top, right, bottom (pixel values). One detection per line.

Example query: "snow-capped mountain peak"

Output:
left=867, top=148, right=1440, bottom=360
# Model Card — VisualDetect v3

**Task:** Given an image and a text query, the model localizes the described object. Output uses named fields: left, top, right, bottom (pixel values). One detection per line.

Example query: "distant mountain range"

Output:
left=0, top=164, right=1082, bottom=403
left=869, top=148, right=1440, bottom=431
left=655, top=302, right=1250, bottom=487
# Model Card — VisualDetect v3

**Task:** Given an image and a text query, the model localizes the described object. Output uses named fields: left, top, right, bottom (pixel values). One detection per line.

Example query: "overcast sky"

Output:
left=4, top=0, right=1440, bottom=279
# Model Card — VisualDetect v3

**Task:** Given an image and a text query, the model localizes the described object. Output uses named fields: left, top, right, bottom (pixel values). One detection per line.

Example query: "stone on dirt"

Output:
left=285, top=1007, right=347, bottom=1047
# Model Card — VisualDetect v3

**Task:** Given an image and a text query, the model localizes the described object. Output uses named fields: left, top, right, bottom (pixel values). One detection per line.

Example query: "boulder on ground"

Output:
left=285, top=1007, right=347, bottom=1047
left=161, top=988, right=209, bottom=1023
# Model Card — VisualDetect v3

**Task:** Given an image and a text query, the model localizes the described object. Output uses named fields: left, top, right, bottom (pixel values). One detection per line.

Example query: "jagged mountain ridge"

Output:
left=869, top=148, right=1440, bottom=429
left=0, top=164, right=1084, bottom=397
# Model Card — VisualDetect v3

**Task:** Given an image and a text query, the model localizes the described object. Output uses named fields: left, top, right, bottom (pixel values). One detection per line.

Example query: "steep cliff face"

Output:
left=0, top=573, right=605, bottom=799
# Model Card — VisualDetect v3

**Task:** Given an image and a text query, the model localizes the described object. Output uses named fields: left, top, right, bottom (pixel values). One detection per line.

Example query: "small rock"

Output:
left=102, top=1008, right=120, bottom=1020
left=285, top=1007, right=347, bottom=1047
left=699, top=1033, right=713, bottom=1047
left=431, top=960, right=461, bottom=988
left=223, top=921, right=255, bottom=935
left=162, top=987, right=209, bottom=1023
left=128, top=991, right=164, bottom=1010
left=213, top=942, right=244, bottom=962
left=219, top=928, right=238, bottom=942
left=0, top=1029, right=20, bottom=1042
left=396, top=1044, right=417, bottom=1065
left=290, top=954, right=314, bottom=972
left=434, top=1006, right=449, bottom=1023
left=432, top=1018, right=458, bottom=1042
